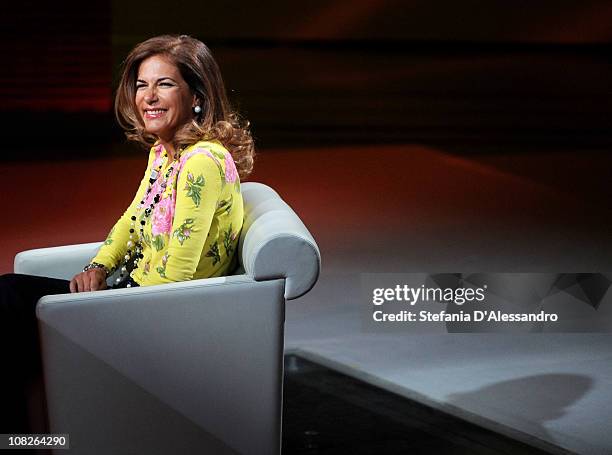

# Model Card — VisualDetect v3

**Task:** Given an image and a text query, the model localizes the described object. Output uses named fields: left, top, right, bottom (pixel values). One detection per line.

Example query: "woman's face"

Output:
left=135, top=55, right=195, bottom=143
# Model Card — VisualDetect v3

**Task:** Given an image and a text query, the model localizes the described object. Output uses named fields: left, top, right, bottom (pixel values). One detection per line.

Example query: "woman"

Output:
left=0, top=34, right=254, bottom=432
left=74, top=34, right=254, bottom=290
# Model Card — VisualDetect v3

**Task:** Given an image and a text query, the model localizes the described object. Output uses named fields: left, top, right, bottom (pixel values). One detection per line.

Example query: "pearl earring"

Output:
left=193, top=105, right=202, bottom=114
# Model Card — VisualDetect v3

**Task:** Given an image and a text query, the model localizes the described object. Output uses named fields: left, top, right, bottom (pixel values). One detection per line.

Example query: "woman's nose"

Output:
left=144, top=86, right=158, bottom=104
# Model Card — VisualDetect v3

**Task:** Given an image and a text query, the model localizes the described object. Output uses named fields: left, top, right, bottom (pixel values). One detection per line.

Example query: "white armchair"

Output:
left=14, top=182, right=320, bottom=455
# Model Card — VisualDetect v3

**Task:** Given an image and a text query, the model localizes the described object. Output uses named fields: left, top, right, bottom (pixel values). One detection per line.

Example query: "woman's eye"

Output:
left=136, top=84, right=146, bottom=90
left=159, top=82, right=173, bottom=87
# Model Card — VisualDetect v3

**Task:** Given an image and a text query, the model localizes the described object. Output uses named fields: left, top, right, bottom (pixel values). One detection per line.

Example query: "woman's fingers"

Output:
left=89, top=270, right=106, bottom=291
left=79, top=273, right=90, bottom=292
left=83, top=273, right=92, bottom=292
left=70, top=270, right=107, bottom=293
left=70, top=273, right=85, bottom=293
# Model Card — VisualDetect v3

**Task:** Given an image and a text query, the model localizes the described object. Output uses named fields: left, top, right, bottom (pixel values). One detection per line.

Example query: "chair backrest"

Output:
left=239, top=182, right=320, bottom=300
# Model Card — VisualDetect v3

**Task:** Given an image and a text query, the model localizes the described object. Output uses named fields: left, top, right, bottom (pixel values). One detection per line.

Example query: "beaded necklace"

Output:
left=115, top=154, right=178, bottom=287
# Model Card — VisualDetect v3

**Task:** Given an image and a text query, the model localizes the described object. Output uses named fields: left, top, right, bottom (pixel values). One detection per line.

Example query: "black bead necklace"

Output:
left=115, top=157, right=177, bottom=287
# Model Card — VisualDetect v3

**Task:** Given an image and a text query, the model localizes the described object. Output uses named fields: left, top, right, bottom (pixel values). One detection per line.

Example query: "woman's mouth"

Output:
left=144, top=109, right=167, bottom=119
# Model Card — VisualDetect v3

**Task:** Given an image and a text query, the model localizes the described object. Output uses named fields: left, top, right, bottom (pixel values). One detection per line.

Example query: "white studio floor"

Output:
left=286, top=278, right=612, bottom=454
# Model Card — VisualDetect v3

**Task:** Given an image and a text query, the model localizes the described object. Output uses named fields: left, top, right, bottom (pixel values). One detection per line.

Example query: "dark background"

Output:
left=1, top=0, right=611, bottom=152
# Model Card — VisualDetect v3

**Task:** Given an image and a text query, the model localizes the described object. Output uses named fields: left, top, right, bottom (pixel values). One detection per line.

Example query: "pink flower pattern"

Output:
left=152, top=144, right=165, bottom=168
left=224, top=153, right=238, bottom=184
left=151, top=196, right=174, bottom=236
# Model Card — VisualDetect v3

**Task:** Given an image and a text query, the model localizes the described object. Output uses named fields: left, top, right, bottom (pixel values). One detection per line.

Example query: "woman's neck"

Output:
left=160, top=140, right=177, bottom=160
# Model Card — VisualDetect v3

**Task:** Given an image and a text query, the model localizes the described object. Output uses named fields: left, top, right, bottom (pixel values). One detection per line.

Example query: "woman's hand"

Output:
left=70, top=269, right=108, bottom=293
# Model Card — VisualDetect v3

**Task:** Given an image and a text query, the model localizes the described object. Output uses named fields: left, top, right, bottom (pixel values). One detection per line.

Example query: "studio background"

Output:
left=1, top=2, right=612, bottom=453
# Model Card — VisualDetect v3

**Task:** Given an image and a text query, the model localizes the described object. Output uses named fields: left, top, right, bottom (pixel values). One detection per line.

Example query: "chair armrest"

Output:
left=240, top=183, right=321, bottom=300
left=38, top=275, right=285, bottom=455
left=14, top=242, right=103, bottom=280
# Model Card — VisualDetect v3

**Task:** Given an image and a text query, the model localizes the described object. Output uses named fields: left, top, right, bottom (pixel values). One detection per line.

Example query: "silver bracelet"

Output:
left=83, top=262, right=111, bottom=277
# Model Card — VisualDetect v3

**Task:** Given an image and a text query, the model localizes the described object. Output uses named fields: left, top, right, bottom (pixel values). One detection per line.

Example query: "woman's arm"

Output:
left=138, top=152, right=222, bottom=286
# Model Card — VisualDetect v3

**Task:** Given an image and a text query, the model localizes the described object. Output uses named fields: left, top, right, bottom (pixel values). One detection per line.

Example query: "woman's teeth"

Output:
left=145, top=109, right=167, bottom=118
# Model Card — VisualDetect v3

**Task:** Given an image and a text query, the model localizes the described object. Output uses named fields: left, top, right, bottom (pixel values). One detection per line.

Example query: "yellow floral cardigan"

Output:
left=92, top=140, right=243, bottom=286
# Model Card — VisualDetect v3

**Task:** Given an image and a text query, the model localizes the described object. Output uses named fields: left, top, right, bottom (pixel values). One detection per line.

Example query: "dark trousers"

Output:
left=0, top=273, right=70, bottom=434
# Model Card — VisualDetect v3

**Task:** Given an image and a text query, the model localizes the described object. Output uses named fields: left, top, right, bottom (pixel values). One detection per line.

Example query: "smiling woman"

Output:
left=0, top=35, right=255, bottom=433
left=81, top=34, right=254, bottom=289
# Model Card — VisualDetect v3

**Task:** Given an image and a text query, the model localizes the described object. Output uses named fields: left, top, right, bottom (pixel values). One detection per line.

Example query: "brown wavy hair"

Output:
left=115, top=35, right=254, bottom=179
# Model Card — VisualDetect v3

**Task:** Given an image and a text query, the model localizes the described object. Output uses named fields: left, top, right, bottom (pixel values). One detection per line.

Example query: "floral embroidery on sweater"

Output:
left=151, top=196, right=174, bottom=237
left=156, top=252, right=170, bottom=278
left=173, top=218, right=195, bottom=245
left=103, top=227, right=115, bottom=245
left=184, top=172, right=205, bottom=207
left=223, top=224, right=237, bottom=256
left=205, top=241, right=221, bottom=265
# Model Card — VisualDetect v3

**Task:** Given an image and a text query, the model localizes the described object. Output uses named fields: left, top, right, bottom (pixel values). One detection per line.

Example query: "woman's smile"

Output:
left=143, top=108, right=168, bottom=119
